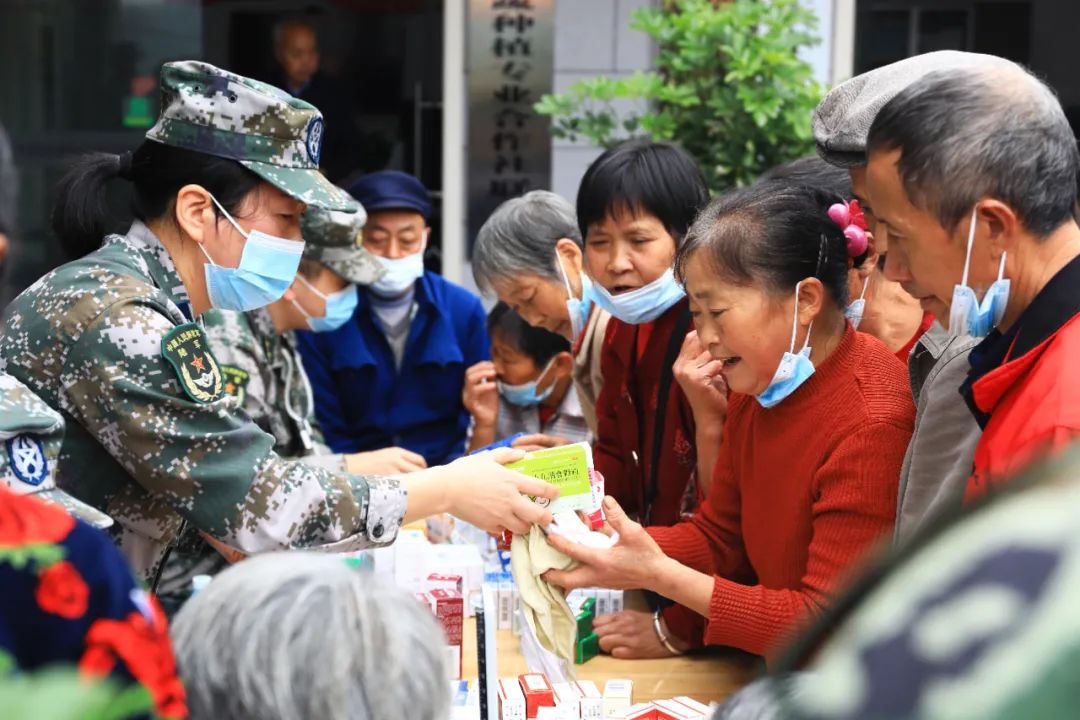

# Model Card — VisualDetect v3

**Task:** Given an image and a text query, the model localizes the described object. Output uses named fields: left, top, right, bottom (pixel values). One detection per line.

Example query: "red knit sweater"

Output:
left=648, top=325, right=914, bottom=658
left=594, top=299, right=697, bottom=527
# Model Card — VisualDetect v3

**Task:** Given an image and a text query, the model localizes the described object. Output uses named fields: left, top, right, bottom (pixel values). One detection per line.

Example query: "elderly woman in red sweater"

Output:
left=547, top=181, right=915, bottom=659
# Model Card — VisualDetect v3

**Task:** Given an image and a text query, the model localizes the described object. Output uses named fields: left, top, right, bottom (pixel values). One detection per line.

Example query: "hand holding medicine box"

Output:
left=507, top=442, right=597, bottom=514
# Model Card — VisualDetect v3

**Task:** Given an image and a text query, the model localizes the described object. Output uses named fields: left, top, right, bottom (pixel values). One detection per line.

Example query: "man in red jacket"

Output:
left=863, top=59, right=1080, bottom=501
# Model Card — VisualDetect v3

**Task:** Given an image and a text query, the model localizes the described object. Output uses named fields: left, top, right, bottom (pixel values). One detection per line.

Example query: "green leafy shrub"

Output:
left=534, top=0, right=824, bottom=192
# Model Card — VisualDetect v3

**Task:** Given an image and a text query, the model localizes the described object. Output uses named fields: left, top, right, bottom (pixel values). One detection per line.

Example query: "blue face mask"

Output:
left=556, top=254, right=593, bottom=342
left=948, top=207, right=1010, bottom=339
left=201, top=195, right=305, bottom=312
left=590, top=268, right=685, bottom=325
left=844, top=275, right=870, bottom=330
left=370, top=234, right=427, bottom=298
left=292, top=276, right=358, bottom=332
left=756, top=281, right=816, bottom=409
left=497, top=358, right=557, bottom=407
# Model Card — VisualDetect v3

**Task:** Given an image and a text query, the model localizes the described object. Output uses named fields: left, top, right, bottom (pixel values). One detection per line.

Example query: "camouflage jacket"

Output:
left=155, top=307, right=347, bottom=608
left=201, top=307, right=345, bottom=472
left=0, top=221, right=406, bottom=584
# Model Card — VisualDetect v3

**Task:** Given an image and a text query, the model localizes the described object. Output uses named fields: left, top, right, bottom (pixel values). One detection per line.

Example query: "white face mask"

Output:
left=370, top=231, right=428, bottom=298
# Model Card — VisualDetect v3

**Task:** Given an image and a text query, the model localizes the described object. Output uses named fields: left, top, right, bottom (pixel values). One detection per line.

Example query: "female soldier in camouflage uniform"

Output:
left=0, top=61, right=554, bottom=588
left=158, top=206, right=427, bottom=606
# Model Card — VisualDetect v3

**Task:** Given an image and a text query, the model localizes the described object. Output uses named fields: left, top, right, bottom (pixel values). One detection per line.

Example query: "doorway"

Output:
left=0, top=0, right=446, bottom=306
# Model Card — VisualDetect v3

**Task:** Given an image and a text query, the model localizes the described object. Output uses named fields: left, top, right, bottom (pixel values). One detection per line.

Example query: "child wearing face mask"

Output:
left=545, top=179, right=914, bottom=663
left=464, top=303, right=590, bottom=453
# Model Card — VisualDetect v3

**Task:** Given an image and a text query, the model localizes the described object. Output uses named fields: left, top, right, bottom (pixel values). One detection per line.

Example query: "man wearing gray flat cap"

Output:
left=812, top=51, right=1008, bottom=544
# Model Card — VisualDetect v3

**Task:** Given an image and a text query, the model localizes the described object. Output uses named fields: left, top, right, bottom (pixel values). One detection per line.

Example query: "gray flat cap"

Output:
left=813, top=51, right=1014, bottom=167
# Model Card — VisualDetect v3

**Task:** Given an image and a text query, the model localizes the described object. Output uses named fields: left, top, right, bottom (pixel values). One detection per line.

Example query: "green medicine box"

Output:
left=576, top=609, right=593, bottom=639
left=575, top=631, right=600, bottom=664
left=506, top=442, right=594, bottom=514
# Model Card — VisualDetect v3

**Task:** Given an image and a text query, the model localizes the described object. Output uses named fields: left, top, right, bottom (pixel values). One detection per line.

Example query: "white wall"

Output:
left=549, top=0, right=656, bottom=202
left=802, top=0, right=836, bottom=84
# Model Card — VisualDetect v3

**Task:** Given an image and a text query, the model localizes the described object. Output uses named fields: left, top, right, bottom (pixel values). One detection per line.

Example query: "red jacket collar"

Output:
left=972, top=313, right=1080, bottom=414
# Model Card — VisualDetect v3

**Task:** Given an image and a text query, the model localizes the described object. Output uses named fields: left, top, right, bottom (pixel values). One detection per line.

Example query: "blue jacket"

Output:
left=296, top=271, right=490, bottom=465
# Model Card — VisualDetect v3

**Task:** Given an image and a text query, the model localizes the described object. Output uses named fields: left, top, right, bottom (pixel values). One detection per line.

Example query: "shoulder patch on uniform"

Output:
left=5, top=434, right=48, bottom=486
left=220, top=364, right=251, bottom=404
left=161, top=323, right=225, bottom=404
left=306, top=115, right=324, bottom=165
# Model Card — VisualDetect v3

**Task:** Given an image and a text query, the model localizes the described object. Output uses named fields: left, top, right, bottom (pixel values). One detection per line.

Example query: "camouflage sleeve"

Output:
left=308, top=413, right=329, bottom=447
left=298, top=450, right=348, bottom=474
left=201, top=310, right=275, bottom=430
left=60, top=301, right=407, bottom=553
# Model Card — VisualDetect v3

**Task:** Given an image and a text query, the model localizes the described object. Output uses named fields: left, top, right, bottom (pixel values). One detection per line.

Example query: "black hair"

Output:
left=51, top=140, right=262, bottom=259
left=575, top=139, right=709, bottom=245
left=487, top=302, right=570, bottom=368
left=759, top=155, right=853, bottom=197
left=759, top=155, right=869, bottom=269
left=674, top=180, right=853, bottom=307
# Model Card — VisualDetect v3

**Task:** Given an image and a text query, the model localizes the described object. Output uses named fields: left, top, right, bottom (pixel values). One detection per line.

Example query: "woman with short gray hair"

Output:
left=470, top=191, right=610, bottom=434
left=171, top=553, right=450, bottom=720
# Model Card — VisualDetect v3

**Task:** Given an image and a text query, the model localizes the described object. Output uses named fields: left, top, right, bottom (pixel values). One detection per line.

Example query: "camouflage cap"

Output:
left=146, top=60, right=358, bottom=213
left=301, top=205, right=385, bottom=286
left=0, top=374, right=114, bottom=529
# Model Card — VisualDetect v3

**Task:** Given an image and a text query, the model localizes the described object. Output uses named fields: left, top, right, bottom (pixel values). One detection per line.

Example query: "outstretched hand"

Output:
left=542, top=496, right=666, bottom=592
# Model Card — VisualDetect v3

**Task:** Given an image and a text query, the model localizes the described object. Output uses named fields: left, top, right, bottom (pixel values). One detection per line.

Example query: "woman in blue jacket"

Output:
left=296, top=171, right=490, bottom=467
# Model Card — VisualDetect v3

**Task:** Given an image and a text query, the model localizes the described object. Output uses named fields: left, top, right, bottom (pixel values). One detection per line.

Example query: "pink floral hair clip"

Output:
left=828, top=199, right=869, bottom=258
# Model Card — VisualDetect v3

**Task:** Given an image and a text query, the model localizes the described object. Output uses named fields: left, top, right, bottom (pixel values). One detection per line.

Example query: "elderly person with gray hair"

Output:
left=468, top=190, right=611, bottom=439
left=861, top=58, right=1080, bottom=506
left=171, top=552, right=449, bottom=720
left=811, top=51, right=1009, bottom=543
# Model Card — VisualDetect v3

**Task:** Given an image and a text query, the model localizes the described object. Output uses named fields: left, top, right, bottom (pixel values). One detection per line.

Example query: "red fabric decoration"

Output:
left=80, top=599, right=188, bottom=719
left=35, top=561, right=89, bottom=620
left=0, top=487, right=76, bottom=546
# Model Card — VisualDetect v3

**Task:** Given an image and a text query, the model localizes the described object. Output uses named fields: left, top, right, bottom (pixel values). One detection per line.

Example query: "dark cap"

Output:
left=345, top=170, right=432, bottom=220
